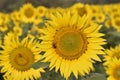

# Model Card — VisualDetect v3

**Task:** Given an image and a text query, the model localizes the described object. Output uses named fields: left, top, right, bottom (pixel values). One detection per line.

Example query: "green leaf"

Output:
left=82, top=73, right=106, bottom=80
left=109, top=31, right=120, bottom=37
left=32, top=60, right=49, bottom=69
left=89, top=74, right=106, bottom=80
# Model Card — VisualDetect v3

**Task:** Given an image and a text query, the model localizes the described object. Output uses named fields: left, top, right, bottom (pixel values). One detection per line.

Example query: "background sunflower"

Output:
left=0, top=0, right=120, bottom=80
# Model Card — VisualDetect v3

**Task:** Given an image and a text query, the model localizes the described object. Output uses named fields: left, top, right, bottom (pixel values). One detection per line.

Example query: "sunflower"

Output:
left=103, top=5, right=112, bottom=15
left=104, top=45, right=120, bottom=66
left=91, top=5, right=102, bottom=14
left=111, top=18, right=120, bottom=32
left=110, top=11, right=120, bottom=20
left=19, top=3, right=36, bottom=23
left=13, top=26, right=22, bottom=36
left=10, top=11, right=21, bottom=24
left=70, top=3, right=91, bottom=17
left=104, top=19, right=112, bottom=28
left=45, top=8, right=66, bottom=19
left=0, top=32, right=44, bottom=80
left=111, top=4, right=120, bottom=13
left=0, top=13, right=9, bottom=32
left=36, top=6, right=48, bottom=17
left=39, top=10, right=105, bottom=79
left=106, top=58, right=120, bottom=80
left=0, top=24, right=8, bottom=32
left=93, top=12, right=106, bottom=23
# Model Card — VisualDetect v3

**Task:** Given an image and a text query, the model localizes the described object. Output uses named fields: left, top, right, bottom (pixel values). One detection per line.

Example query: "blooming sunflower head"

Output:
left=0, top=13, right=10, bottom=32
left=20, top=3, right=36, bottom=23
left=0, top=32, right=44, bottom=80
left=104, top=45, right=120, bottom=66
left=104, top=19, right=112, bottom=28
left=103, top=5, right=112, bottom=15
left=70, top=3, right=91, bottom=17
left=36, top=6, right=48, bottom=17
left=39, top=10, right=106, bottom=79
left=13, top=26, right=22, bottom=36
left=106, top=58, right=120, bottom=80
left=111, top=18, right=120, bottom=32
left=111, top=11, right=120, bottom=20
left=10, top=11, right=21, bottom=22
left=93, top=12, right=106, bottom=23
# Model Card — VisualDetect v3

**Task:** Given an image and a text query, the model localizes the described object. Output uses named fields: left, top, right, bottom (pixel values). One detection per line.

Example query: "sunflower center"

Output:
left=77, top=7, right=87, bottom=16
left=24, top=8, right=34, bottom=18
left=113, top=14, right=120, bottom=19
left=61, top=33, right=79, bottom=52
left=114, top=67, right=120, bottom=79
left=115, top=19, right=120, bottom=26
left=39, top=9, right=43, bottom=13
left=9, top=47, right=34, bottom=71
left=54, top=27, right=87, bottom=60
left=112, top=51, right=120, bottom=59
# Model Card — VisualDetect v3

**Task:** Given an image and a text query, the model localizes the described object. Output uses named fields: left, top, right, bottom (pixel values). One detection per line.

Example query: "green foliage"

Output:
left=100, top=26, right=120, bottom=48
left=82, top=73, right=106, bottom=80
left=32, top=60, right=49, bottom=69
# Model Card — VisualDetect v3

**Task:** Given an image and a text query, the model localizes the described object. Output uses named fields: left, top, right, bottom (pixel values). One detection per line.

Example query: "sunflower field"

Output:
left=0, top=0, right=120, bottom=80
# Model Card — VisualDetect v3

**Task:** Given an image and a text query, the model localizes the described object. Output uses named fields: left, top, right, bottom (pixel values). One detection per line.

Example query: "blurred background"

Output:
left=0, top=0, right=120, bottom=13
left=0, top=0, right=120, bottom=80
